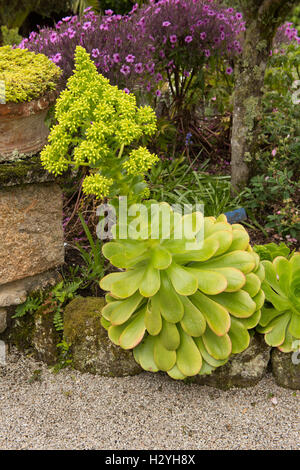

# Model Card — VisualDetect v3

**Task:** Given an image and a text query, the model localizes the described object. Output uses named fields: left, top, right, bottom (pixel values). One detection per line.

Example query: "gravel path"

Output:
left=0, top=348, right=299, bottom=450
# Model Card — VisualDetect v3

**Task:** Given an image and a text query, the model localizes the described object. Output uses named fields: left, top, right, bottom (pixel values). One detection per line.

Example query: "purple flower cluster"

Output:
left=274, top=22, right=300, bottom=47
left=20, top=1, right=244, bottom=96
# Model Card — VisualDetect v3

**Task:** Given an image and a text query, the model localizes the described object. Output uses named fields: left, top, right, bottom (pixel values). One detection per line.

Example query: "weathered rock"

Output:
left=0, top=269, right=61, bottom=308
left=0, top=308, right=7, bottom=333
left=193, top=334, right=271, bottom=389
left=271, top=348, right=300, bottom=390
left=0, top=182, right=64, bottom=285
left=0, top=284, right=27, bottom=307
left=31, top=305, right=60, bottom=365
left=64, top=297, right=142, bottom=377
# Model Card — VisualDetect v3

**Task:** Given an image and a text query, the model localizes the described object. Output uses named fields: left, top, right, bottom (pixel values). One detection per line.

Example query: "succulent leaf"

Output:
left=258, top=254, right=300, bottom=351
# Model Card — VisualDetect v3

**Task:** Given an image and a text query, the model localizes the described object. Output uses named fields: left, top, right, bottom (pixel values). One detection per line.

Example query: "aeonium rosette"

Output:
left=100, top=204, right=265, bottom=380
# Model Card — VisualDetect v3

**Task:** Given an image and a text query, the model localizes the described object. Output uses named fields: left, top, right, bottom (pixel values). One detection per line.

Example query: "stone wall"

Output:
left=0, top=156, right=64, bottom=341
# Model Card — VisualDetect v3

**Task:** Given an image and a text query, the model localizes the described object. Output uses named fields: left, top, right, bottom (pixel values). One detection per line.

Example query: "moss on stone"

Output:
left=64, top=297, right=142, bottom=377
left=1, top=306, right=35, bottom=351
left=32, top=304, right=61, bottom=365
left=0, top=155, right=55, bottom=187
left=271, top=349, right=300, bottom=390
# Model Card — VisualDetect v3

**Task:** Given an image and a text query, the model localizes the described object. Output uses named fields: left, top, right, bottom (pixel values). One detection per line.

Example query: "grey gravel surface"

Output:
left=0, top=348, right=299, bottom=450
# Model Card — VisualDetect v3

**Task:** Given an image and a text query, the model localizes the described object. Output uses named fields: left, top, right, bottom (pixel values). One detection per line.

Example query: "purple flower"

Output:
left=162, top=21, right=171, bottom=27
left=236, top=13, right=243, bottom=20
left=123, top=88, right=130, bottom=94
left=126, top=54, right=135, bottom=63
left=62, top=16, right=71, bottom=22
left=120, top=64, right=131, bottom=76
left=170, top=35, right=177, bottom=44
left=115, top=37, right=122, bottom=47
left=155, top=73, right=163, bottom=82
left=135, top=63, right=144, bottom=74
left=29, top=31, right=37, bottom=41
left=105, top=9, right=113, bottom=16
left=200, top=32, right=207, bottom=40
left=50, top=32, right=58, bottom=43
left=92, top=48, right=100, bottom=58
left=226, top=67, right=233, bottom=75
left=67, top=28, right=75, bottom=39
left=83, top=21, right=91, bottom=30
left=113, top=53, right=120, bottom=63
left=50, top=53, right=62, bottom=64
left=185, top=35, right=193, bottom=43
left=155, top=89, right=162, bottom=97
left=204, top=49, right=211, bottom=57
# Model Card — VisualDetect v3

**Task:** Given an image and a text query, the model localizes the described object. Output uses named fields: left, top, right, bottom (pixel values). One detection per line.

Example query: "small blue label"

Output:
left=224, top=208, right=247, bottom=224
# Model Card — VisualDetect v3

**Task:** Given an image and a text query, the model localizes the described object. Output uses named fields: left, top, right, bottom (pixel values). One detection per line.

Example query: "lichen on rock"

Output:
left=271, top=348, right=300, bottom=390
left=64, top=297, right=142, bottom=377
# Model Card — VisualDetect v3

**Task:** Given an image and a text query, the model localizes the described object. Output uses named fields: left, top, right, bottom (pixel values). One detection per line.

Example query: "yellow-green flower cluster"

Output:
left=82, top=174, right=114, bottom=199
left=41, top=46, right=158, bottom=201
left=0, top=46, right=61, bottom=103
left=123, top=148, right=159, bottom=176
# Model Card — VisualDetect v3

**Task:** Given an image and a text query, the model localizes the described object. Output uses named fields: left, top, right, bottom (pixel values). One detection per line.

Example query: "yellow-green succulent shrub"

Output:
left=0, top=45, right=61, bottom=103
left=100, top=205, right=265, bottom=380
left=257, top=253, right=300, bottom=352
left=41, top=46, right=158, bottom=204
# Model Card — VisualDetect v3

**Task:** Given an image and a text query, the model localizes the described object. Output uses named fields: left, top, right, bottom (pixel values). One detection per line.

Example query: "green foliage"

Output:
left=74, top=213, right=105, bottom=287
left=242, top=169, right=300, bottom=239
left=257, top=253, right=300, bottom=352
left=149, top=157, right=244, bottom=217
left=0, top=46, right=61, bottom=103
left=71, top=0, right=100, bottom=17
left=41, top=46, right=158, bottom=204
left=13, top=280, right=81, bottom=332
left=13, top=294, right=43, bottom=319
left=253, top=242, right=292, bottom=262
left=0, top=26, right=22, bottom=46
left=261, top=44, right=300, bottom=176
left=100, top=204, right=265, bottom=379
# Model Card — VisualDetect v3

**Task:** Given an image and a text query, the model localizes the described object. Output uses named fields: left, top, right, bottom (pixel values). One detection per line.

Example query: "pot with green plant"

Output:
left=0, top=46, right=61, bottom=161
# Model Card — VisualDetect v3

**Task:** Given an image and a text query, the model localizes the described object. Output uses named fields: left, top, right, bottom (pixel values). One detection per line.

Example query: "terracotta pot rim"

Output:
left=0, top=89, right=59, bottom=117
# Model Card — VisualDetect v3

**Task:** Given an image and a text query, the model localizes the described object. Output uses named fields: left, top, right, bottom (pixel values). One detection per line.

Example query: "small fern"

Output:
left=53, top=307, right=64, bottom=332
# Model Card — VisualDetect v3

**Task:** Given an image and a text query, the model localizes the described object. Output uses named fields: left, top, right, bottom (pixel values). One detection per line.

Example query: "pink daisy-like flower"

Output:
left=62, top=16, right=71, bottom=22
left=113, top=53, right=120, bottom=63
left=156, top=73, right=163, bottom=82
left=67, top=28, right=75, bottom=39
left=155, top=90, right=162, bottom=97
left=50, top=32, right=58, bottom=43
left=204, top=49, right=211, bottom=57
left=123, top=88, right=130, bottom=94
left=92, top=48, right=100, bottom=58
left=50, top=53, right=62, bottom=64
left=226, top=67, right=233, bottom=75
left=126, top=54, right=135, bottom=63
left=272, top=148, right=277, bottom=157
left=135, top=63, right=144, bottom=74
left=185, top=35, right=193, bottom=43
left=236, top=13, right=243, bottom=20
left=162, top=21, right=171, bottom=27
left=170, top=35, right=177, bottom=43
left=82, top=21, right=91, bottom=30
left=200, top=32, right=207, bottom=40
left=120, top=64, right=131, bottom=76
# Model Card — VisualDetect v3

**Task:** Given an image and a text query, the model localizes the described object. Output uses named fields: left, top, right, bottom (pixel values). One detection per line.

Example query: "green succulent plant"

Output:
left=257, top=253, right=300, bottom=352
left=0, top=46, right=61, bottom=103
left=99, top=203, right=265, bottom=379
